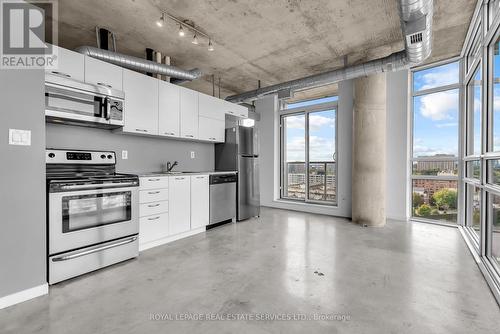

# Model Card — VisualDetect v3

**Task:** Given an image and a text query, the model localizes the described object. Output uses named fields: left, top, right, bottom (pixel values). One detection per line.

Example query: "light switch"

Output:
left=190, top=151, right=195, bottom=159
left=122, top=150, right=128, bottom=159
left=9, top=129, right=31, bottom=146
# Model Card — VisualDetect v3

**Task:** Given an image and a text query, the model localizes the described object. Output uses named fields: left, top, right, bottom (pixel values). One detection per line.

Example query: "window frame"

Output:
left=409, top=58, right=462, bottom=226
left=279, top=99, right=338, bottom=206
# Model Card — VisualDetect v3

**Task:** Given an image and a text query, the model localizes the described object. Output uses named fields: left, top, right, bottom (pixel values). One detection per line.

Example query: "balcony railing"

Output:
left=284, top=161, right=336, bottom=202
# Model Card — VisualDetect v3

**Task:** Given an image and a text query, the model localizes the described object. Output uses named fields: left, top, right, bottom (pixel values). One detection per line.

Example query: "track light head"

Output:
left=192, top=34, right=199, bottom=45
left=178, top=24, right=185, bottom=37
left=208, top=39, right=214, bottom=51
left=156, top=13, right=165, bottom=27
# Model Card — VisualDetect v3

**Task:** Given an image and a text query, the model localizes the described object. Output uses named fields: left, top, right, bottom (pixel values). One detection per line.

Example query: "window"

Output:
left=411, top=61, right=460, bottom=223
left=466, top=65, right=482, bottom=156
left=492, top=34, right=500, bottom=151
left=280, top=97, right=337, bottom=205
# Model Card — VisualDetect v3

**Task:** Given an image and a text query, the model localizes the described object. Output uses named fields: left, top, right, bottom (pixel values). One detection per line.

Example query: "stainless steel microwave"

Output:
left=45, top=72, right=125, bottom=129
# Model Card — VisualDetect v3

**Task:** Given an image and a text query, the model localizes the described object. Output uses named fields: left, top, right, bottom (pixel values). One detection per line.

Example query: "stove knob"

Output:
left=48, top=153, right=55, bottom=158
left=100, top=154, right=106, bottom=159
left=107, top=154, right=113, bottom=159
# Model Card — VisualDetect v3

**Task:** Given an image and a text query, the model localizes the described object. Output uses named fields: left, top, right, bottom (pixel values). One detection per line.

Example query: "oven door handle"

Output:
left=60, top=182, right=137, bottom=190
left=51, top=236, right=138, bottom=262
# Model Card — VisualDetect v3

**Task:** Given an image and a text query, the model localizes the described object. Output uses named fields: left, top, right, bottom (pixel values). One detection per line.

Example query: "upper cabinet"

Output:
left=158, top=81, right=181, bottom=138
left=179, top=87, right=199, bottom=140
left=47, top=45, right=250, bottom=143
left=223, top=100, right=248, bottom=118
left=122, top=69, right=159, bottom=135
left=47, top=45, right=85, bottom=81
left=199, top=93, right=225, bottom=121
left=84, top=56, right=123, bottom=90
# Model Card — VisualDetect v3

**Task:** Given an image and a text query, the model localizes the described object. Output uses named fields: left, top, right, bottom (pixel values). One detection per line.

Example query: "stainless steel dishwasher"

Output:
left=209, top=173, right=237, bottom=227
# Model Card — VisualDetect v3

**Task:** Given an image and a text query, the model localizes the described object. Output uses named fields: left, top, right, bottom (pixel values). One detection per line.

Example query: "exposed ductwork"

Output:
left=75, top=46, right=202, bottom=82
left=226, top=0, right=433, bottom=103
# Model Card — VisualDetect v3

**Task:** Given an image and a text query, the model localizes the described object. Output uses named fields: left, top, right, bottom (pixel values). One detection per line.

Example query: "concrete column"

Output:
left=352, top=73, right=387, bottom=227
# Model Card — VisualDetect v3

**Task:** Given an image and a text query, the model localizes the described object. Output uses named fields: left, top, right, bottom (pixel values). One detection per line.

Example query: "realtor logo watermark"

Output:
left=1, top=0, right=58, bottom=69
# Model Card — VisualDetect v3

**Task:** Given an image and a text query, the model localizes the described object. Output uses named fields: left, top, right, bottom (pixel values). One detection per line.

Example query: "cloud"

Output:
left=285, top=114, right=335, bottom=132
left=285, top=135, right=335, bottom=162
left=420, top=90, right=458, bottom=121
left=309, top=115, right=335, bottom=132
left=435, top=122, right=458, bottom=128
left=285, top=115, right=305, bottom=129
left=413, top=141, right=457, bottom=157
left=418, top=64, right=458, bottom=90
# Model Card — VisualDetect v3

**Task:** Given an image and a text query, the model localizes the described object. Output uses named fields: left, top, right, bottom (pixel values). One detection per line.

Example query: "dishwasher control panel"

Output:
left=210, top=174, right=237, bottom=184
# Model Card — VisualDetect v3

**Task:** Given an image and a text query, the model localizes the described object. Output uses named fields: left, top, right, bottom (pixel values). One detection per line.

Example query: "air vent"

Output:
left=408, top=32, right=423, bottom=45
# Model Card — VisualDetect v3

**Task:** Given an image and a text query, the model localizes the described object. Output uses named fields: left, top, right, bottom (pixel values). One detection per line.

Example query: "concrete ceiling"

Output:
left=55, top=0, right=476, bottom=98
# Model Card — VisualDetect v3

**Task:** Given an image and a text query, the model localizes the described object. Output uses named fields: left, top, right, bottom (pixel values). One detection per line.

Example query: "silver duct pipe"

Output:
left=75, top=46, right=202, bottom=81
left=226, top=0, right=433, bottom=103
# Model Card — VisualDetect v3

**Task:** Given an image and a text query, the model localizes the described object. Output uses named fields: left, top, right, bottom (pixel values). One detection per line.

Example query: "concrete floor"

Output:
left=1, top=207, right=499, bottom=333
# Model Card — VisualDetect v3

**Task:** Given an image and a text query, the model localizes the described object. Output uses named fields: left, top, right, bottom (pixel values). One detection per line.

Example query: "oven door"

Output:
left=48, top=186, right=138, bottom=255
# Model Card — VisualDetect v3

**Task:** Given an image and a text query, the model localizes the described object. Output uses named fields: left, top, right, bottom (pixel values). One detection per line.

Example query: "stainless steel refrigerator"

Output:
left=215, top=116, right=260, bottom=221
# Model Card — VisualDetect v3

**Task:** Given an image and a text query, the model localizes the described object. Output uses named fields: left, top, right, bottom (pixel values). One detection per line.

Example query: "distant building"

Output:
left=415, top=154, right=457, bottom=173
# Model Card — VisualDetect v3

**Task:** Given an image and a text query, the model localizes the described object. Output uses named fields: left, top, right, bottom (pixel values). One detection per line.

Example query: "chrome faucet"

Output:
left=166, top=161, right=178, bottom=172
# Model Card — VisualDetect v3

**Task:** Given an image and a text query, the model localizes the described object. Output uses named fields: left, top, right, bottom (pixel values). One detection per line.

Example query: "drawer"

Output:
left=140, top=176, right=169, bottom=190
left=140, top=189, right=169, bottom=204
left=139, top=213, right=169, bottom=244
left=140, top=200, right=168, bottom=217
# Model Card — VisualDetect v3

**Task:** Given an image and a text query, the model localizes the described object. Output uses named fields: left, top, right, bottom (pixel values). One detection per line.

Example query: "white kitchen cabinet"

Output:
left=198, top=116, right=225, bottom=142
left=179, top=87, right=199, bottom=139
left=122, top=69, right=159, bottom=135
left=199, top=93, right=225, bottom=121
left=168, top=176, right=191, bottom=235
left=221, top=100, right=248, bottom=118
left=190, top=175, right=209, bottom=229
left=84, top=56, right=123, bottom=90
left=47, top=45, right=85, bottom=81
left=139, top=213, right=169, bottom=245
left=158, top=80, right=180, bottom=138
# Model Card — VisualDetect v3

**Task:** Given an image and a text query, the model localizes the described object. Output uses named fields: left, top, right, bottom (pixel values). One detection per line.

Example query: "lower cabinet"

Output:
left=190, top=175, right=209, bottom=229
left=168, top=176, right=191, bottom=235
left=138, top=174, right=209, bottom=250
left=139, top=213, right=169, bottom=245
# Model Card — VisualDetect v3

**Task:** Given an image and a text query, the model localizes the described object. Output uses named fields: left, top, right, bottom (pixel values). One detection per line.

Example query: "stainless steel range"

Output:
left=46, top=149, right=139, bottom=284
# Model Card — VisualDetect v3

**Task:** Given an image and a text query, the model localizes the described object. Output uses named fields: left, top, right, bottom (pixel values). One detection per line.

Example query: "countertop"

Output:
left=133, top=171, right=238, bottom=177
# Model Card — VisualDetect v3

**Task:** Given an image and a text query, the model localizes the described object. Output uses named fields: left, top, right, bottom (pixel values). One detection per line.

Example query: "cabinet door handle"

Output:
left=147, top=216, right=161, bottom=221
left=148, top=203, right=160, bottom=208
left=196, top=176, right=206, bottom=179
left=97, top=82, right=113, bottom=88
left=51, top=71, right=71, bottom=78
left=184, top=135, right=194, bottom=138
left=148, top=178, right=161, bottom=181
left=148, top=191, right=160, bottom=194
left=228, top=111, right=234, bottom=114
left=165, top=132, right=175, bottom=135
left=209, top=137, right=216, bottom=140
left=135, top=128, right=148, bottom=133
left=175, top=177, right=185, bottom=180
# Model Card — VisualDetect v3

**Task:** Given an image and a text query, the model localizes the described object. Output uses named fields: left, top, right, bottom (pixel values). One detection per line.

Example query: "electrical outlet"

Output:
left=9, top=129, right=31, bottom=146
left=190, top=151, right=195, bottom=159
left=122, top=150, right=128, bottom=159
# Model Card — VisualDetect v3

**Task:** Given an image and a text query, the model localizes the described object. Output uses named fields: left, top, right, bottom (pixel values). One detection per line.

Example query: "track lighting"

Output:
left=156, top=13, right=165, bottom=27
left=158, top=12, right=214, bottom=52
left=192, top=34, right=199, bottom=45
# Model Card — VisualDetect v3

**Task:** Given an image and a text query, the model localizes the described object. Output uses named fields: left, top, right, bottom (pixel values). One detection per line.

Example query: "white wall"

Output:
left=386, top=69, right=410, bottom=221
left=255, top=80, right=354, bottom=218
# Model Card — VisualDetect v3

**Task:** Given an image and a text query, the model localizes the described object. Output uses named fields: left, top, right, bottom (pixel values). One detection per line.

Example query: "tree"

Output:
left=433, top=189, right=457, bottom=210
left=413, top=192, right=424, bottom=208
left=417, top=204, right=432, bottom=216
